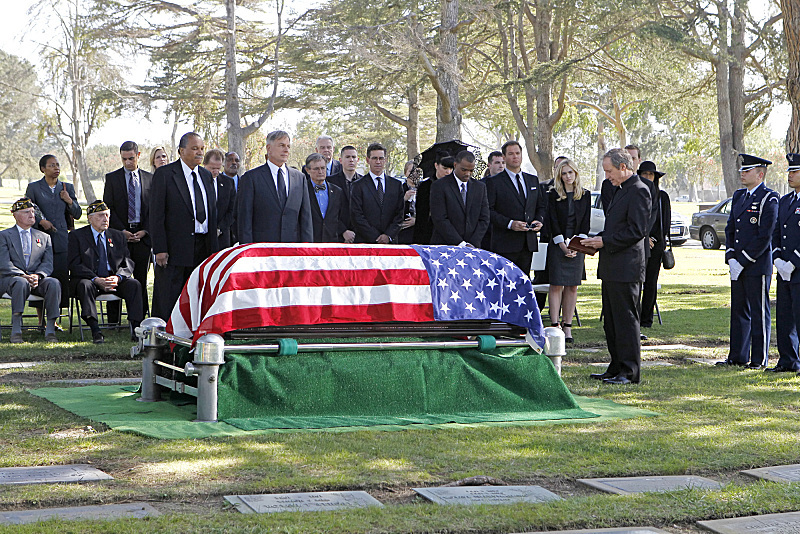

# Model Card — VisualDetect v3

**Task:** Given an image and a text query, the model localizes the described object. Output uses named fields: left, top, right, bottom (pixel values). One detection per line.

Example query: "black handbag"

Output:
left=660, top=195, right=675, bottom=269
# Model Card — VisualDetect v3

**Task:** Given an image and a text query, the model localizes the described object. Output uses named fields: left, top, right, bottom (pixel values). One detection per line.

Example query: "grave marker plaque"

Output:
left=698, top=511, right=800, bottom=533
left=413, top=485, right=561, bottom=505
left=741, top=464, right=800, bottom=483
left=225, top=491, right=383, bottom=514
left=578, top=475, right=722, bottom=495
left=0, top=465, right=112, bottom=486
left=0, top=503, right=158, bottom=525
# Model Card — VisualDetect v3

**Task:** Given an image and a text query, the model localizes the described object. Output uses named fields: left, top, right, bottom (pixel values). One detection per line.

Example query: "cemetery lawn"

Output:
left=2, top=239, right=800, bottom=532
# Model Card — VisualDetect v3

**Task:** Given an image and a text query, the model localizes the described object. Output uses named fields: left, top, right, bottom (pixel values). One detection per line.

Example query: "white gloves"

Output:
left=729, top=259, right=743, bottom=281
left=776, top=259, right=795, bottom=281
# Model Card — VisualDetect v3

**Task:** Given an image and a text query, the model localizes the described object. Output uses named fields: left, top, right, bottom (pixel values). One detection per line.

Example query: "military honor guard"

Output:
left=769, top=153, right=800, bottom=372
left=0, top=198, right=62, bottom=343
left=68, top=200, right=144, bottom=344
left=717, top=154, right=779, bottom=368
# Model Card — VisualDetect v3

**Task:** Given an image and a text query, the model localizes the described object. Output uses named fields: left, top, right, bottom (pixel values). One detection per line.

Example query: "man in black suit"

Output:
left=328, top=145, right=361, bottom=243
left=238, top=130, right=313, bottom=244
left=486, top=140, right=546, bottom=276
left=69, top=200, right=144, bottom=343
left=222, top=151, right=240, bottom=191
left=429, top=150, right=489, bottom=247
left=582, top=148, right=651, bottom=385
left=305, top=153, right=347, bottom=242
left=103, top=140, right=152, bottom=319
left=149, top=132, right=219, bottom=320
left=303, top=135, right=342, bottom=178
left=350, top=143, right=404, bottom=244
left=203, top=149, right=237, bottom=249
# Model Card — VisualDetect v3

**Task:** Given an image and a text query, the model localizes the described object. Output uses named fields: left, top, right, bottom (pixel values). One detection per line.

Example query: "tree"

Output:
left=32, top=0, right=128, bottom=202
left=0, top=51, right=49, bottom=186
left=650, top=0, right=784, bottom=195
left=783, top=0, right=800, bottom=152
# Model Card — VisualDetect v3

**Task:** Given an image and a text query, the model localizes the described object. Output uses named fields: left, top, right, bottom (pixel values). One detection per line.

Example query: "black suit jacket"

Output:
left=429, top=175, right=490, bottom=246
left=216, top=174, right=237, bottom=248
left=328, top=171, right=361, bottom=232
left=103, top=167, right=153, bottom=248
left=486, top=170, right=547, bottom=253
left=597, top=174, right=651, bottom=283
left=306, top=179, right=346, bottom=243
left=604, top=175, right=658, bottom=258
left=350, top=174, right=404, bottom=243
left=547, top=188, right=591, bottom=242
left=649, top=189, right=671, bottom=254
left=413, top=177, right=439, bottom=245
left=238, top=163, right=313, bottom=244
left=150, top=159, right=219, bottom=267
left=68, top=226, right=135, bottom=285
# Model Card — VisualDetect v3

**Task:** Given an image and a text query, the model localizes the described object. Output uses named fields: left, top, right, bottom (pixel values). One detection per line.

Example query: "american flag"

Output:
left=166, top=243, right=544, bottom=348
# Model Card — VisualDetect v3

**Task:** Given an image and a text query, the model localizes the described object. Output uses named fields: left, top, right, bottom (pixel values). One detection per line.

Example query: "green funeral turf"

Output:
left=28, top=385, right=659, bottom=440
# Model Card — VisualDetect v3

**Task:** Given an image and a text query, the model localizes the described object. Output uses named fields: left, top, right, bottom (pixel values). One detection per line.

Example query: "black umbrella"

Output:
left=418, top=139, right=482, bottom=180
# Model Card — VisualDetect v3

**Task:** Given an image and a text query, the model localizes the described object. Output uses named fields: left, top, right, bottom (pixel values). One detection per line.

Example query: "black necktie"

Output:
left=376, top=176, right=384, bottom=206
left=314, top=184, right=326, bottom=192
left=97, top=233, right=109, bottom=277
left=276, top=167, right=287, bottom=208
left=461, top=182, right=467, bottom=205
left=515, top=174, right=525, bottom=202
left=192, top=171, right=206, bottom=224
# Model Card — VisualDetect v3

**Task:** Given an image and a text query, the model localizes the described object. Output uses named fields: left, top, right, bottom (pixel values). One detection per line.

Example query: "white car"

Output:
left=589, top=191, right=688, bottom=245
left=675, top=194, right=690, bottom=202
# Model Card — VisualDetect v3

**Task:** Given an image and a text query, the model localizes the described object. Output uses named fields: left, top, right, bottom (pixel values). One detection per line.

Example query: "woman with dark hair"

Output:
left=25, top=155, right=82, bottom=309
left=638, top=160, right=671, bottom=330
left=398, top=161, right=420, bottom=244
left=547, top=158, right=590, bottom=343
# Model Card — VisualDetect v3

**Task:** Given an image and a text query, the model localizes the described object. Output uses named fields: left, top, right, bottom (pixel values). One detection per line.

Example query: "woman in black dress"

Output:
left=638, top=161, right=671, bottom=330
left=547, top=158, right=590, bottom=342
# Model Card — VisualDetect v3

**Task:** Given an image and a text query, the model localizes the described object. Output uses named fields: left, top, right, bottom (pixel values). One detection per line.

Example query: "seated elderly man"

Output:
left=0, top=198, right=62, bottom=343
left=68, top=200, right=144, bottom=344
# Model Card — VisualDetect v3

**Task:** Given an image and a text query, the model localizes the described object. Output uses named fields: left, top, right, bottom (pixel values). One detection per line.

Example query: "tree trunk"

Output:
left=784, top=0, right=800, bottom=152
left=714, top=3, right=738, bottom=196
left=223, top=0, right=246, bottom=167
left=729, top=0, right=746, bottom=155
left=406, top=85, right=420, bottom=159
left=531, top=0, right=553, bottom=181
left=595, top=116, right=606, bottom=190
left=435, top=0, right=462, bottom=142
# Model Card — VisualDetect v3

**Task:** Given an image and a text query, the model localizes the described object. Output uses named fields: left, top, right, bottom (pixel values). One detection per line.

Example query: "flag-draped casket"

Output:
left=167, top=243, right=545, bottom=348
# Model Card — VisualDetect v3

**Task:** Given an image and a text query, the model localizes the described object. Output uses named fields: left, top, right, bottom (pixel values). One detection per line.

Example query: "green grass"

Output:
left=1, top=186, right=798, bottom=532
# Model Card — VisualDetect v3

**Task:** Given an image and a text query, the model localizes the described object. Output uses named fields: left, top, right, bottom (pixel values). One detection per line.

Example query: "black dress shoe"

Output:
left=640, top=333, right=648, bottom=340
left=590, top=373, right=614, bottom=380
left=766, top=365, right=798, bottom=373
left=746, top=363, right=766, bottom=370
left=92, top=331, right=105, bottom=344
left=603, top=375, right=637, bottom=385
left=715, top=360, right=747, bottom=367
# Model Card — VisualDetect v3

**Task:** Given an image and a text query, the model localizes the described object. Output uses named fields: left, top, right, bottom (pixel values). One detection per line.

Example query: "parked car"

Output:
left=675, top=194, right=690, bottom=202
left=590, top=191, right=689, bottom=245
left=689, top=197, right=732, bottom=249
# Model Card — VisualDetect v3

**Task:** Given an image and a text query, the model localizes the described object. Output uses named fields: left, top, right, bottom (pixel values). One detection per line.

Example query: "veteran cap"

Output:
left=739, top=153, right=772, bottom=172
left=787, top=153, right=800, bottom=172
left=87, top=199, right=109, bottom=215
left=11, top=198, right=34, bottom=213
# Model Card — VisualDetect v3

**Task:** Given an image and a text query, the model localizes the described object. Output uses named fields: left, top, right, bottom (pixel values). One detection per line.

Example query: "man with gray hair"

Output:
left=315, top=135, right=341, bottom=176
left=582, top=148, right=651, bottom=385
left=238, top=130, right=313, bottom=244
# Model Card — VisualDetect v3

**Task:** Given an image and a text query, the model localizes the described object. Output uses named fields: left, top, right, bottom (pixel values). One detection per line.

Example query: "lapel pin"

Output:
left=36, top=239, right=41, bottom=247
left=750, top=217, right=757, bottom=224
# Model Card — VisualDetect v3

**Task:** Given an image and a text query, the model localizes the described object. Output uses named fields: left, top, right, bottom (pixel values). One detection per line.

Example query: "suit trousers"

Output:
left=151, top=235, right=209, bottom=320
left=640, top=250, right=662, bottom=327
left=75, top=278, right=144, bottom=326
left=729, top=275, right=771, bottom=367
left=3, top=276, right=61, bottom=319
left=775, top=279, right=800, bottom=370
left=498, top=248, right=534, bottom=278
left=601, top=280, right=642, bottom=382
left=107, top=239, right=151, bottom=323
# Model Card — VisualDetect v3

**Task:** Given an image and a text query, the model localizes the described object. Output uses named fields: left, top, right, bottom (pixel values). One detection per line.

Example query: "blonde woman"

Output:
left=547, top=159, right=591, bottom=342
left=150, top=146, right=169, bottom=172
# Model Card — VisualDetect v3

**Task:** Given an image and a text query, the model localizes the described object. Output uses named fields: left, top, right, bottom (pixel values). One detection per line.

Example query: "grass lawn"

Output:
left=0, top=187, right=798, bottom=533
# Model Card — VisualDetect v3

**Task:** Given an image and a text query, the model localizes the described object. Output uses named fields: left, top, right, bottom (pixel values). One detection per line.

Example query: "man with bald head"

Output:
left=238, top=130, right=313, bottom=244
left=149, top=131, right=219, bottom=320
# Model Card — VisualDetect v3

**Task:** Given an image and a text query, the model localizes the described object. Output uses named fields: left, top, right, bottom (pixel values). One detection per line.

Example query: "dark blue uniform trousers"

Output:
left=775, top=278, right=800, bottom=370
left=729, top=274, right=771, bottom=366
